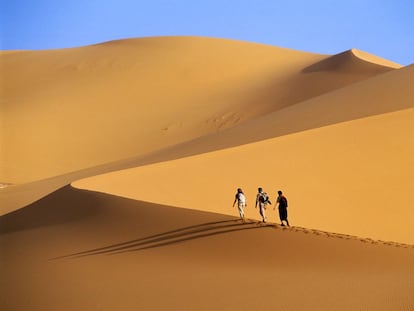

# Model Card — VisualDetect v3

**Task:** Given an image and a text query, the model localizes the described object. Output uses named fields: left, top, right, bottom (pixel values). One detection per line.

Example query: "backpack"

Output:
left=259, top=192, right=271, bottom=204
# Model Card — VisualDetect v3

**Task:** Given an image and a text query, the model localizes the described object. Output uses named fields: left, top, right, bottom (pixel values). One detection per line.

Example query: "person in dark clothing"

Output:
left=274, top=190, right=290, bottom=227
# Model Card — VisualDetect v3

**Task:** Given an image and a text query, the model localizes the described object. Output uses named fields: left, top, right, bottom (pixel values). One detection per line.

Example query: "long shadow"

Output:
left=54, top=219, right=271, bottom=259
left=112, top=223, right=268, bottom=255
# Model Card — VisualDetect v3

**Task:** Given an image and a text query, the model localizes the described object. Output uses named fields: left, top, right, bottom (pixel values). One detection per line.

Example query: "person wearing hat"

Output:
left=233, top=188, right=247, bottom=220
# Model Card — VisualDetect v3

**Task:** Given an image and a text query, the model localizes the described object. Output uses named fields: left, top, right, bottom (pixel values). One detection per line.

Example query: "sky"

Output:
left=1, top=0, right=413, bottom=65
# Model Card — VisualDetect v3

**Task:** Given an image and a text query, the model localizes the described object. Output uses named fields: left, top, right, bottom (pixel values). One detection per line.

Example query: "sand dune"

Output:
left=1, top=36, right=413, bottom=310
left=1, top=37, right=398, bottom=184
left=1, top=37, right=406, bottom=213
left=73, top=108, right=414, bottom=245
left=1, top=187, right=413, bottom=311
left=73, top=63, right=414, bottom=245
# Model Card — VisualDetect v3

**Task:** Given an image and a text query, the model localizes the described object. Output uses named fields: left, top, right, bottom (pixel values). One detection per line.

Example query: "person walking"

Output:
left=255, top=187, right=270, bottom=223
left=233, top=188, right=247, bottom=220
left=274, top=190, right=290, bottom=227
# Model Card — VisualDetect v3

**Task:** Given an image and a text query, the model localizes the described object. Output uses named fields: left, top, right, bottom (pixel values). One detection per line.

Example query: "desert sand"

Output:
left=1, top=36, right=413, bottom=310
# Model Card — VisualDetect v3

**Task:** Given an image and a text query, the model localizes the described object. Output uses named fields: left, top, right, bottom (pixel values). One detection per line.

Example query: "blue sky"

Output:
left=1, top=0, right=413, bottom=65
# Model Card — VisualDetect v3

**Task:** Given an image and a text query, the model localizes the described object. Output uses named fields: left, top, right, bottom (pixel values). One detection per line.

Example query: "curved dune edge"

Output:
left=1, top=37, right=412, bottom=243
left=1, top=186, right=413, bottom=311
left=71, top=64, right=414, bottom=245
left=350, top=48, right=402, bottom=68
left=2, top=64, right=413, bottom=239
left=2, top=36, right=413, bottom=310
left=1, top=36, right=399, bottom=184
left=73, top=107, right=414, bottom=245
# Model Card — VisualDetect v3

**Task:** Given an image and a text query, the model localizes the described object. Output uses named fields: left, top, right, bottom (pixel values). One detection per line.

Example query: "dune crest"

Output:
left=2, top=37, right=414, bottom=311
left=1, top=36, right=399, bottom=184
left=73, top=59, right=414, bottom=245
left=1, top=37, right=410, bottom=224
left=350, top=48, right=402, bottom=68
left=1, top=186, right=413, bottom=311
left=302, top=48, right=401, bottom=73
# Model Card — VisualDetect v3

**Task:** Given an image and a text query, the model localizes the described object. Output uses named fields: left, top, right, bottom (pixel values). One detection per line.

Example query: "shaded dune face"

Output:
left=302, top=48, right=401, bottom=73
left=1, top=186, right=413, bottom=311
left=1, top=37, right=413, bottom=245
left=1, top=37, right=414, bottom=311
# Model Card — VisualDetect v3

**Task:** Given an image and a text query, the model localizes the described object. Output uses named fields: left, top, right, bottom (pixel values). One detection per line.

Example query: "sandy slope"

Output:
left=1, top=36, right=413, bottom=311
left=73, top=108, right=414, bottom=245
left=0, top=37, right=399, bottom=183
left=2, top=37, right=412, bottom=243
left=0, top=37, right=405, bottom=216
left=73, top=64, right=414, bottom=245
left=1, top=187, right=413, bottom=311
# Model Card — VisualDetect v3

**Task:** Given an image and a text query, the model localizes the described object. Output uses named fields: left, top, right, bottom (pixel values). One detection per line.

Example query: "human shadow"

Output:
left=53, top=219, right=270, bottom=259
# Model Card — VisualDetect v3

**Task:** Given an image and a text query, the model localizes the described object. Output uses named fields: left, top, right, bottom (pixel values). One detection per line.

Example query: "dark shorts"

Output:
left=279, top=206, right=288, bottom=221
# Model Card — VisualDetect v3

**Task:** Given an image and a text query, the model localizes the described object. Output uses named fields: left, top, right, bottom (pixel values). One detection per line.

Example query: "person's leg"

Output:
left=280, top=207, right=289, bottom=226
left=284, top=208, right=289, bottom=226
left=238, top=203, right=244, bottom=219
left=261, top=204, right=266, bottom=222
left=279, top=208, right=284, bottom=226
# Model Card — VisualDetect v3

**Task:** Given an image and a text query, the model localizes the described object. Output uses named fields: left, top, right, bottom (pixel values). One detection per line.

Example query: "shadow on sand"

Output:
left=53, top=219, right=273, bottom=259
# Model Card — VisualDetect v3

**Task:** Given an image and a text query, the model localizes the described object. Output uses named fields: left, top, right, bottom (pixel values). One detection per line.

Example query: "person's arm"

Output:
left=273, top=196, right=280, bottom=210
left=233, top=194, right=237, bottom=207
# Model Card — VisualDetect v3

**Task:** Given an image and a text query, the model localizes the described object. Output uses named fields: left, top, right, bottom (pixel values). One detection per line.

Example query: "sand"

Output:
left=1, top=36, right=413, bottom=310
left=0, top=37, right=400, bottom=184
left=1, top=187, right=413, bottom=311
